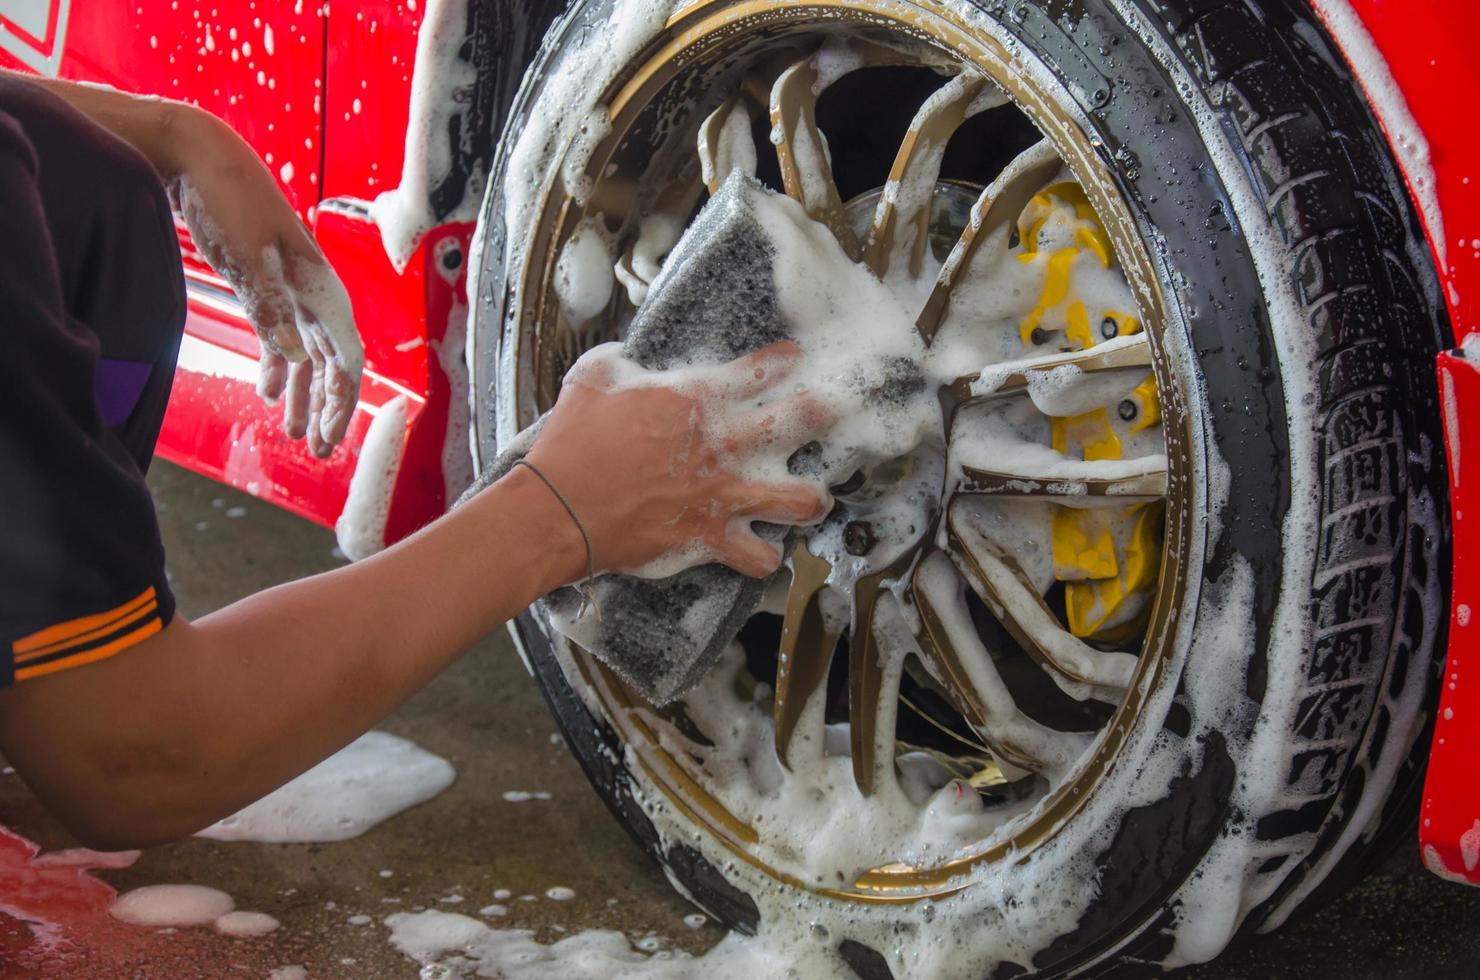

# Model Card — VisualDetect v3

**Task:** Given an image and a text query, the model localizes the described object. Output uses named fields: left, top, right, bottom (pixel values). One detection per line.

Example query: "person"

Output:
left=0, top=73, right=830, bottom=850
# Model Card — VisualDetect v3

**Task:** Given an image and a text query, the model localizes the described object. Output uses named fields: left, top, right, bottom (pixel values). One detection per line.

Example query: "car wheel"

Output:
left=469, top=0, right=1448, bottom=974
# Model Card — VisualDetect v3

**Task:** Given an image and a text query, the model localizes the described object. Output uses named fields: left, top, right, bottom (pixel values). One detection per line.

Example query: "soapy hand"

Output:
left=166, top=109, right=364, bottom=457
left=524, top=341, right=834, bottom=578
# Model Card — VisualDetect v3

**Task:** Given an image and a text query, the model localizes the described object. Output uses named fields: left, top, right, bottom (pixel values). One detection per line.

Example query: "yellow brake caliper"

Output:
left=1015, top=183, right=1163, bottom=643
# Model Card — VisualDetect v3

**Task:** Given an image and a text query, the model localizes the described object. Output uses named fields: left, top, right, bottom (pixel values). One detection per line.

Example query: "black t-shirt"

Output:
left=0, top=78, right=183, bottom=685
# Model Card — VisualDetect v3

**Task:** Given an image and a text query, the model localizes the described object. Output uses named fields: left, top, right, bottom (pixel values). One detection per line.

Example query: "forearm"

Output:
left=2, top=69, right=193, bottom=177
left=0, top=468, right=583, bottom=847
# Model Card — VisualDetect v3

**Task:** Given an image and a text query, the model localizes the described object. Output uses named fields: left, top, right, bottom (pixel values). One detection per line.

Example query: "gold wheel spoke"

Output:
left=911, top=558, right=1048, bottom=772
left=698, top=94, right=758, bottom=194
left=769, top=55, right=864, bottom=258
left=916, top=140, right=1062, bottom=342
left=954, top=455, right=1166, bottom=503
left=847, top=571, right=891, bottom=796
left=910, top=552, right=1087, bottom=771
left=947, top=508, right=1137, bottom=696
left=775, top=543, right=838, bottom=767
left=863, top=72, right=1003, bottom=280
left=951, top=332, right=1152, bottom=402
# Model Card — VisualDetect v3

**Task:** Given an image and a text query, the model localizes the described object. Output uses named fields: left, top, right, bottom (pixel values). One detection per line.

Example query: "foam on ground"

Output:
left=197, top=730, right=455, bottom=843
left=385, top=910, right=835, bottom=978
left=109, top=884, right=234, bottom=928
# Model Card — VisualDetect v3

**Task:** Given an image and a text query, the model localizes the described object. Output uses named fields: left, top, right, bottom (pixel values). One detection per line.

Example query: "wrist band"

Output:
left=512, top=459, right=601, bottom=619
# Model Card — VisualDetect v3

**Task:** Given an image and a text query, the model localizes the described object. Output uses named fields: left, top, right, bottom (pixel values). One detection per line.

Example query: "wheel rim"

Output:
left=505, top=0, right=1194, bottom=902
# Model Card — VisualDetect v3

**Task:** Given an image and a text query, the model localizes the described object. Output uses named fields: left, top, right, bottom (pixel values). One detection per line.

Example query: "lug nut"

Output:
left=1100, top=317, right=1119, bottom=339
left=843, top=521, right=876, bottom=556
left=1118, top=399, right=1138, bottom=421
left=1029, top=327, right=1052, bottom=346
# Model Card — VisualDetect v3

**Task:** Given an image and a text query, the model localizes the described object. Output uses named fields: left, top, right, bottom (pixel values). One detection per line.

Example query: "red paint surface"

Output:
left=1320, top=1, right=1480, bottom=884
left=1420, top=351, right=1480, bottom=884
left=1326, top=1, right=1480, bottom=345
left=0, top=2, right=329, bottom=218
left=0, top=825, right=136, bottom=974
left=322, top=2, right=423, bottom=201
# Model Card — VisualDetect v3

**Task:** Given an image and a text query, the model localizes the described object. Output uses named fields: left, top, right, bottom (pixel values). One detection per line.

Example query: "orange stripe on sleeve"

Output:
left=11, top=587, right=157, bottom=656
left=13, top=617, right=163, bottom=683
left=14, top=597, right=159, bottom=663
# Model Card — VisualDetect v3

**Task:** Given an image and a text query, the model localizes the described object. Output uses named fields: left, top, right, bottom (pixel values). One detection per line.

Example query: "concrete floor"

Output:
left=1, top=461, right=1477, bottom=978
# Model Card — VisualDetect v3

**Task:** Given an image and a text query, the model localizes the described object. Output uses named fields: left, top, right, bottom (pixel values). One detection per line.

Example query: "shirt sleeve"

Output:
left=0, top=109, right=175, bottom=686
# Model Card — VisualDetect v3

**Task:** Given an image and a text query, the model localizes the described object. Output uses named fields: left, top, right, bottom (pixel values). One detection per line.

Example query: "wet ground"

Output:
left=1, top=461, right=1477, bottom=978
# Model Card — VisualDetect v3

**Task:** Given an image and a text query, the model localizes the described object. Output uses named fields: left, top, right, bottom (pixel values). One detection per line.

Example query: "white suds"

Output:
left=110, top=884, right=281, bottom=939
left=335, top=395, right=411, bottom=561
left=554, top=219, right=617, bottom=328
left=1462, top=819, right=1480, bottom=872
left=213, top=910, right=280, bottom=937
left=502, top=790, right=553, bottom=802
left=385, top=911, right=824, bottom=978
left=110, top=885, right=234, bottom=928
left=544, top=886, right=575, bottom=901
left=198, top=730, right=455, bottom=843
left=371, top=0, right=483, bottom=269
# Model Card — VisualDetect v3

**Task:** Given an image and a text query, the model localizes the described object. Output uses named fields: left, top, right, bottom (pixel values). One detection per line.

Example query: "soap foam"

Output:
left=385, top=910, right=836, bottom=979
left=212, top=909, right=280, bottom=937
left=335, top=395, right=411, bottom=561
left=109, top=884, right=235, bottom=928
left=197, top=730, right=455, bottom=843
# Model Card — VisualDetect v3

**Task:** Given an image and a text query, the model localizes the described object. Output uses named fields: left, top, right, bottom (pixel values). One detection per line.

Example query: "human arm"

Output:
left=3, top=70, right=361, bottom=455
left=0, top=343, right=828, bottom=850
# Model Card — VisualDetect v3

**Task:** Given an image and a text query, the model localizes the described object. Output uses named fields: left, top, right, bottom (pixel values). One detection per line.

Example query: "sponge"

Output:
left=469, top=174, right=796, bottom=705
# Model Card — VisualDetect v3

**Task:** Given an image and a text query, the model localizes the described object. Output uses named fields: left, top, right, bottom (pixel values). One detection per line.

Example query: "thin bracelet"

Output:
left=512, top=459, right=601, bottom=619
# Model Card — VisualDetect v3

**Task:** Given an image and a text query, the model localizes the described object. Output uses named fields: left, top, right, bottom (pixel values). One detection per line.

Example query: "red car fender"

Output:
left=1422, top=347, right=1480, bottom=883
left=1312, top=0, right=1480, bottom=885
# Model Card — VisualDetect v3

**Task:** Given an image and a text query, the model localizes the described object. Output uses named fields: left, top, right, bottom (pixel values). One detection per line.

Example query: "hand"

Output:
left=165, top=108, right=363, bottom=457
left=521, top=341, right=834, bottom=578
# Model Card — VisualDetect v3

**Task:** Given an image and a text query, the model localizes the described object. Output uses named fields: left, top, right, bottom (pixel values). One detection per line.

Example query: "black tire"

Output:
left=470, top=0, right=1449, bottom=974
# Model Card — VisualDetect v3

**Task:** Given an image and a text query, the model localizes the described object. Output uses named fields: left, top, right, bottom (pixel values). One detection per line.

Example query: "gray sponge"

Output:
left=469, top=174, right=793, bottom=705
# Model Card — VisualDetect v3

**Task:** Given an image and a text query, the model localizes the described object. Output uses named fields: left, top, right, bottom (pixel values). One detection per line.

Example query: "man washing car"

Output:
left=0, top=72, right=829, bottom=850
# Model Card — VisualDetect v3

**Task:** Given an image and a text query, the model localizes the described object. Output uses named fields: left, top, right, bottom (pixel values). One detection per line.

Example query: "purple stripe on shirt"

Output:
left=94, top=358, right=154, bottom=427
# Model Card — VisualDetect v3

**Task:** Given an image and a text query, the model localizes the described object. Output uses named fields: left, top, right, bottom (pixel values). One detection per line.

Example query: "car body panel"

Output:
left=1312, top=0, right=1480, bottom=886
left=1423, top=347, right=1480, bottom=884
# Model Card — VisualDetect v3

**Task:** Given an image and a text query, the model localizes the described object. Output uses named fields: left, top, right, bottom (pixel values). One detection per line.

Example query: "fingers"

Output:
left=318, top=356, right=359, bottom=448
left=722, top=479, right=832, bottom=526
left=714, top=526, right=785, bottom=579
left=276, top=250, right=363, bottom=452
left=240, top=261, right=307, bottom=362
left=563, top=342, right=624, bottom=390
left=257, top=350, right=289, bottom=403
left=283, top=251, right=362, bottom=373
left=722, top=390, right=836, bottom=455
left=305, top=345, right=329, bottom=459
left=283, top=357, right=312, bottom=441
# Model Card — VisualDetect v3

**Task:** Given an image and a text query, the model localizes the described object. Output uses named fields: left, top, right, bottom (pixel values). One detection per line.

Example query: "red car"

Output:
left=5, top=0, right=1477, bottom=972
